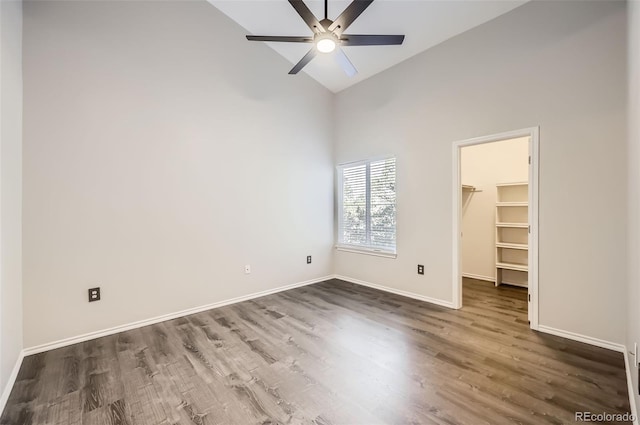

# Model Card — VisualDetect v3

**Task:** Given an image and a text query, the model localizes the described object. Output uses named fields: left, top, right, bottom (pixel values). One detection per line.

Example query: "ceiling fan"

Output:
left=246, top=0, right=405, bottom=76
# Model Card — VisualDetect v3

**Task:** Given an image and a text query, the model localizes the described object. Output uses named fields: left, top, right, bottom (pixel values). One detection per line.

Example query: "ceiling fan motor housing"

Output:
left=318, top=18, right=334, bottom=32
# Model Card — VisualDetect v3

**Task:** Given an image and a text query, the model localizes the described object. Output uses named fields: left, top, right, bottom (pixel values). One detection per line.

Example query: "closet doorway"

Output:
left=452, top=128, right=539, bottom=329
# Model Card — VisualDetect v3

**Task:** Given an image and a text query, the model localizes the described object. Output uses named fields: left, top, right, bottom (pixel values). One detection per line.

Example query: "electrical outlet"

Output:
left=307, top=255, right=312, bottom=264
left=417, top=265, right=424, bottom=275
left=245, top=264, right=251, bottom=274
left=88, top=287, right=101, bottom=302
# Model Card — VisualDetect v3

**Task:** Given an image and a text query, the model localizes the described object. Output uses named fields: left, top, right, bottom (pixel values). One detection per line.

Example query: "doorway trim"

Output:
left=452, top=127, right=539, bottom=330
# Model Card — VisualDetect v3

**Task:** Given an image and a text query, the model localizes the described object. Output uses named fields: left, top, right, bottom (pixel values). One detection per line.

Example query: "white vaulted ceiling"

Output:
left=208, top=0, right=528, bottom=93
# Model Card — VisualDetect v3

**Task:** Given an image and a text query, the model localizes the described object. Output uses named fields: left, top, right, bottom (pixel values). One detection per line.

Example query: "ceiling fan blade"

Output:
left=289, top=48, right=318, bottom=74
left=340, top=34, right=405, bottom=46
left=246, top=35, right=313, bottom=43
left=334, top=48, right=357, bottom=77
left=288, top=0, right=325, bottom=33
left=328, top=0, right=374, bottom=35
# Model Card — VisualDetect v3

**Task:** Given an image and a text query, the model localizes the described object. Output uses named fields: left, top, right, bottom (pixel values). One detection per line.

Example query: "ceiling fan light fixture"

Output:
left=245, top=0, right=405, bottom=75
left=316, top=37, right=337, bottom=53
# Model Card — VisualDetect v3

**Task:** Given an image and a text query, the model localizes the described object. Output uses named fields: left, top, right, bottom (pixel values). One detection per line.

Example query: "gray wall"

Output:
left=627, top=0, right=640, bottom=412
left=22, top=1, right=334, bottom=347
left=333, top=1, right=628, bottom=344
left=0, top=0, right=23, bottom=398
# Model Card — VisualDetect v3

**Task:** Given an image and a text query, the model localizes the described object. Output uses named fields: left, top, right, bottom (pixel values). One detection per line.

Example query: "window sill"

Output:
left=335, top=245, right=397, bottom=259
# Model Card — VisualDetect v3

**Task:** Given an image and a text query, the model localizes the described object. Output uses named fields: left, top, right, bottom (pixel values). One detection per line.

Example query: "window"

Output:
left=337, top=157, right=396, bottom=255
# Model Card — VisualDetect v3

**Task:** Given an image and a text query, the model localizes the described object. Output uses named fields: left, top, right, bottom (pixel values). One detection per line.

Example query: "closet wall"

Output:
left=461, top=137, right=529, bottom=281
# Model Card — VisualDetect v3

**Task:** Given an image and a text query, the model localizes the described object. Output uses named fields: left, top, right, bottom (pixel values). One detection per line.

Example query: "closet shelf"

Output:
left=496, top=222, right=528, bottom=228
left=496, top=242, right=528, bottom=250
left=495, top=182, right=529, bottom=288
left=496, top=262, right=528, bottom=272
left=496, top=202, right=528, bottom=207
left=496, top=182, right=528, bottom=187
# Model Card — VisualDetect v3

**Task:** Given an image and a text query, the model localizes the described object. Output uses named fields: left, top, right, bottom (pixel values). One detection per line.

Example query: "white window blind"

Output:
left=338, top=157, right=396, bottom=254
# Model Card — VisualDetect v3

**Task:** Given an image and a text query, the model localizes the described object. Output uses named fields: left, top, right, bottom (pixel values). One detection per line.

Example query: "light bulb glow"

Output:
left=316, top=38, right=336, bottom=53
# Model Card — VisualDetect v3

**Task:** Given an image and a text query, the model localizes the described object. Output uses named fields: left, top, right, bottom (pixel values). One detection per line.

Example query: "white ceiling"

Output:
left=208, top=0, right=527, bottom=93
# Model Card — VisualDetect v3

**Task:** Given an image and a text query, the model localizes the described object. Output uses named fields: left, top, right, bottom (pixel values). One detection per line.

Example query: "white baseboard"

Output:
left=537, top=325, right=625, bottom=353
left=501, top=281, right=528, bottom=288
left=624, top=349, right=639, bottom=425
left=24, top=275, right=333, bottom=356
left=334, top=275, right=454, bottom=309
left=461, top=273, right=528, bottom=288
left=462, top=273, right=494, bottom=282
left=0, top=349, right=25, bottom=417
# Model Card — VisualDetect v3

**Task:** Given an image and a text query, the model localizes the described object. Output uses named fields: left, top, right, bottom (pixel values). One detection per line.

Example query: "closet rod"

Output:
left=462, top=185, right=483, bottom=193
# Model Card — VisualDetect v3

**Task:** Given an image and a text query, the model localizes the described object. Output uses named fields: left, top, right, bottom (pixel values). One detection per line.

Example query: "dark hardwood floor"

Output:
left=1, top=278, right=631, bottom=424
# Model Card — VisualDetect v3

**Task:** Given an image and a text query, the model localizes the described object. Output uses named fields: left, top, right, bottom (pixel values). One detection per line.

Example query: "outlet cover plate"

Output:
left=88, top=287, right=101, bottom=302
left=417, top=265, right=424, bottom=275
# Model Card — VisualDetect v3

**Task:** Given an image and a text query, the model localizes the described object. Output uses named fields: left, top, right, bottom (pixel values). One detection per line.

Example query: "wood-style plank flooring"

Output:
left=1, top=278, right=631, bottom=424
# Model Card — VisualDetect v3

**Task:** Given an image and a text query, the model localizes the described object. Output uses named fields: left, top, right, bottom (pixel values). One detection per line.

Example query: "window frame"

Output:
left=336, top=156, right=397, bottom=258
